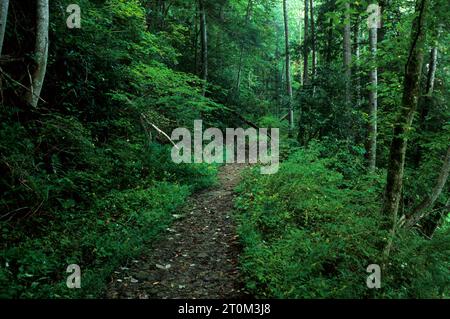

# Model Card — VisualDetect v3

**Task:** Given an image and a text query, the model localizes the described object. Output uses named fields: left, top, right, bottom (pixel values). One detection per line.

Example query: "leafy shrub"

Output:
left=235, top=143, right=449, bottom=298
left=0, top=182, right=189, bottom=298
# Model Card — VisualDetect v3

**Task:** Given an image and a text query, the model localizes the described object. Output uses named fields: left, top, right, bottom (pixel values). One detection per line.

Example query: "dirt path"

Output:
left=106, top=164, right=248, bottom=299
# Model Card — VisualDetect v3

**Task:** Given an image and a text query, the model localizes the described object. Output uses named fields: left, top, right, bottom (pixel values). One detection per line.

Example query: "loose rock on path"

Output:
left=106, top=164, right=248, bottom=299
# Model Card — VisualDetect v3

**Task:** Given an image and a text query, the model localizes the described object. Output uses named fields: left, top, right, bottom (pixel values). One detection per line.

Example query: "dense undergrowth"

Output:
left=0, top=0, right=219, bottom=298
left=235, top=140, right=450, bottom=298
left=1, top=0, right=449, bottom=300
left=0, top=140, right=217, bottom=298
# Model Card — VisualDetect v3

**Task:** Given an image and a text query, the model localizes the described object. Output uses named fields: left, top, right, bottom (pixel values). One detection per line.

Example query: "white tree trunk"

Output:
left=425, top=46, right=437, bottom=95
left=343, top=2, right=352, bottom=105
left=303, top=0, right=309, bottom=85
left=199, top=0, right=208, bottom=96
left=0, top=0, right=9, bottom=56
left=368, top=26, right=378, bottom=171
left=235, top=0, right=253, bottom=98
left=283, top=0, right=294, bottom=132
left=26, top=0, right=49, bottom=108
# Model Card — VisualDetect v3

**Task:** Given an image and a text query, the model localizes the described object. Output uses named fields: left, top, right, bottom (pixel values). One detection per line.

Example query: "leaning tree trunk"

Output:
left=283, top=0, right=294, bottom=132
left=0, top=0, right=9, bottom=56
left=26, top=0, right=49, bottom=108
left=199, top=0, right=208, bottom=96
left=404, top=146, right=450, bottom=229
left=303, top=0, right=309, bottom=85
left=368, top=19, right=378, bottom=171
left=403, top=43, right=445, bottom=230
left=343, top=2, right=352, bottom=106
left=382, top=0, right=428, bottom=223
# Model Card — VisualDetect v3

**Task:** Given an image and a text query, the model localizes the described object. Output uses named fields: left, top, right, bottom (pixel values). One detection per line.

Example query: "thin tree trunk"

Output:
left=235, top=0, right=253, bottom=98
left=309, top=0, right=316, bottom=78
left=275, top=25, right=282, bottom=117
left=325, top=20, right=333, bottom=63
left=0, top=0, right=9, bottom=56
left=26, top=0, right=49, bottom=108
left=353, top=17, right=360, bottom=108
left=199, top=0, right=208, bottom=96
left=404, top=146, right=450, bottom=228
left=283, top=0, right=294, bottom=132
left=303, top=0, right=309, bottom=85
left=403, top=42, right=444, bottom=230
left=343, top=2, right=352, bottom=105
left=382, top=0, right=428, bottom=222
left=425, top=46, right=437, bottom=95
left=368, top=25, right=378, bottom=171
left=193, top=7, right=199, bottom=75
left=413, top=42, right=439, bottom=166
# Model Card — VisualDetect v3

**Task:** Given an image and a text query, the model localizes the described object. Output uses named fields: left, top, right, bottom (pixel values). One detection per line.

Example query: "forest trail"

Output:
left=106, top=164, right=248, bottom=299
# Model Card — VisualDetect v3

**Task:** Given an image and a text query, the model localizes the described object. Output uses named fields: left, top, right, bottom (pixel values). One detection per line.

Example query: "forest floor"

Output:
left=106, top=164, right=249, bottom=299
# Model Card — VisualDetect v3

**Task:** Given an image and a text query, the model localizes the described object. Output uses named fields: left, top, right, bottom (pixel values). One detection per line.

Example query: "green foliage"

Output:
left=0, top=0, right=219, bottom=298
left=1, top=0, right=449, bottom=300
left=0, top=182, right=189, bottom=298
left=235, top=143, right=449, bottom=298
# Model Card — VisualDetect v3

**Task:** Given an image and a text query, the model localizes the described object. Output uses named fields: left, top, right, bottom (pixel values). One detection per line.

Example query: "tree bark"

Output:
left=0, top=0, right=9, bottom=56
left=413, top=43, right=439, bottom=166
left=275, top=24, right=282, bottom=117
left=368, top=25, right=378, bottom=171
left=353, top=17, right=361, bottom=108
left=199, top=0, right=208, bottom=96
left=404, top=146, right=450, bottom=228
left=343, top=2, right=352, bottom=105
left=303, top=0, right=309, bottom=85
left=193, top=7, right=199, bottom=75
left=425, top=46, right=437, bottom=95
left=309, top=0, right=316, bottom=78
left=283, top=0, right=294, bottom=132
left=235, top=0, right=253, bottom=98
left=382, top=0, right=428, bottom=222
left=26, top=0, right=49, bottom=108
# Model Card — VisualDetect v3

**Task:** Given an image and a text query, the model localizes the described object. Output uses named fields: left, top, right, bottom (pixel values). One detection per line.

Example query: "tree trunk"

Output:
left=413, top=42, right=439, bottom=166
left=325, top=20, right=333, bottom=63
left=303, top=0, right=309, bottom=85
left=404, top=146, right=450, bottom=228
left=26, top=0, right=49, bottom=108
left=425, top=46, right=437, bottom=95
left=0, top=0, right=9, bottom=56
left=309, top=0, right=316, bottom=78
left=199, top=0, right=208, bottom=96
left=235, top=0, right=253, bottom=98
left=275, top=25, right=282, bottom=117
left=343, top=2, right=352, bottom=105
left=368, top=25, right=378, bottom=171
left=382, top=0, right=428, bottom=222
left=283, top=0, right=294, bottom=132
left=353, top=17, right=360, bottom=108
left=193, top=8, right=199, bottom=75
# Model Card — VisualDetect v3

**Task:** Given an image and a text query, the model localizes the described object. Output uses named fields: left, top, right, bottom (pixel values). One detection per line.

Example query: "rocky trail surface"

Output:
left=106, top=164, right=249, bottom=299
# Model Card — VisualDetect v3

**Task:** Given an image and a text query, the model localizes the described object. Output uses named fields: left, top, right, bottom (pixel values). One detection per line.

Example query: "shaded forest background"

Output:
left=0, top=0, right=449, bottom=298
